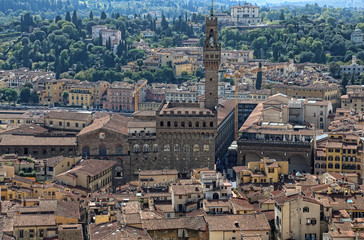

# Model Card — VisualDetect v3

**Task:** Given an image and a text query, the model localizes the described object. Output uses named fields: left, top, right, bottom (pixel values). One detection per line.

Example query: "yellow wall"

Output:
left=1, top=187, right=31, bottom=200
left=174, top=63, right=192, bottom=76
left=68, top=87, right=94, bottom=108
left=209, top=230, right=269, bottom=240
left=271, top=85, right=340, bottom=107
left=55, top=167, right=112, bottom=192
left=0, top=165, right=14, bottom=178
left=325, top=134, right=363, bottom=177
left=56, top=216, right=79, bottom=225
left=53, top=157, right=79, bottom=176
left=33, top=186, right=70, bottom=200
left=94, top=214, right=110, bottom=224
left=140, top=173, right=178, bottom=187
left=44, top=118, right=89, bottom=131
left=13, top=226, right=57, bottom=239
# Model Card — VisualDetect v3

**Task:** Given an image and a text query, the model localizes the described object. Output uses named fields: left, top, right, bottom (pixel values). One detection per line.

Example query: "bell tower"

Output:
left=203, top=0, right=221, bottom=112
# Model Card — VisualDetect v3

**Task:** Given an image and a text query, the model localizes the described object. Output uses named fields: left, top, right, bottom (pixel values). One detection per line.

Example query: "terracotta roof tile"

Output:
left=13, top=214, right=56, bottom=227
left=142, top=216, right=206, bottom=231
left=204, top=213, right=270, bottom=231
left=0, top=135, right=76, bottom=146
left=78, top=114, right=130, bottom=136
left=56, top=201, right=80, bottom=219
left=46, top=111, right=92, bottom=122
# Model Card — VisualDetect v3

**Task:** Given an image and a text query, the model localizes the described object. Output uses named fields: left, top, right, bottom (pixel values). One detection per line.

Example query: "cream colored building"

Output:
left=170, top=183, right=203, bottom=214
left=139, top=169, right=178, bottom=188
left=341, top=90, right=364, bottom=113
left=0, top=110, right=44, bottom=127
left=44, top=111, right=92, bottom=131
left=271, top=83, right=341, bottom=109
left=274, top=194, right=321, bottom=240
left=199, top=170, right=232, bottom=200
left=13, top=214, right=58, bottom=239
left=93, top=81, right=109, bottom=107
left=231, top=3, right=261, bottom=24
left=37, top=156, right=81, bottom=180
left=55, top=159, right=116, bottom=192
left=205, top=214, right=270, bottom=240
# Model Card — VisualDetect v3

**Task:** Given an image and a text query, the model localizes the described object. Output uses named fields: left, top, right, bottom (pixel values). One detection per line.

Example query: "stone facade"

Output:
left=155, top=102, right=217, bottom=174
left=76, top=115, right=131, bottom=186
left=128, top=127, right=159, bottom=179
left=237, top=140, right=313, bottom=173
left=103, top=82, right=135, bottom=112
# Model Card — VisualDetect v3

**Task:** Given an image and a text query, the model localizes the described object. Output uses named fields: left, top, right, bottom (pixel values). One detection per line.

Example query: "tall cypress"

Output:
left=65, top=11, right=71, bottom=22
left=256, top=63, right=263, bottom=90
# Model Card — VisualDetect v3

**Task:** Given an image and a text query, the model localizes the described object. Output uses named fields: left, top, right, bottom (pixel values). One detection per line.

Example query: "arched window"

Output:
left=174, top=121, right=178, bottom=127
left=99, top=145, right=106, bottom=156
left=303, top=207, right=309, bottom=213
left=115, top=145, right=123, bottom=155
left=181, top=122, right=185, bottom=127
left=203, top=122, right=206, bottom=127
left=188, top=121, right=192, bottom=127
left=134, top=144, right=140, bottom=153
left=160, top=121, right=164, bottom=127
left=82, top=146, right=90, bottom=157
left=210, top=122, right=214, bottom=127
left=153, top=144, right=158, bottom=152
left=196, top=122, right=199, bottom=127
left=143, top=144, right=149, bottom=153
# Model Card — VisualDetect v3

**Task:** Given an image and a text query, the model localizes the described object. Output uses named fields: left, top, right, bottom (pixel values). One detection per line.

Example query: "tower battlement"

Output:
left=206, top=16, right=218, bottom=24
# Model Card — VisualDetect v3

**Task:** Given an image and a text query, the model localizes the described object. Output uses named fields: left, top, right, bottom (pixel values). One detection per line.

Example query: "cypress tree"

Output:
left=98, top=33, right=103, bottom=46
left=72, top=10, right=78, bottom=25
left=65, top=11, right=71, bottom=22
left=101, top=11, right=107, bottom=20
left=55, top=15, right=61, bottom=22
left=256, top=62, right=263, bottom=90
left=116, top=40, right=123, bottom=57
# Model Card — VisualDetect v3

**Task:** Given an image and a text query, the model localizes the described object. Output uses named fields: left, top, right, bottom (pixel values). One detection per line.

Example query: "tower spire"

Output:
left=210, top=0, right=214, bottom=16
